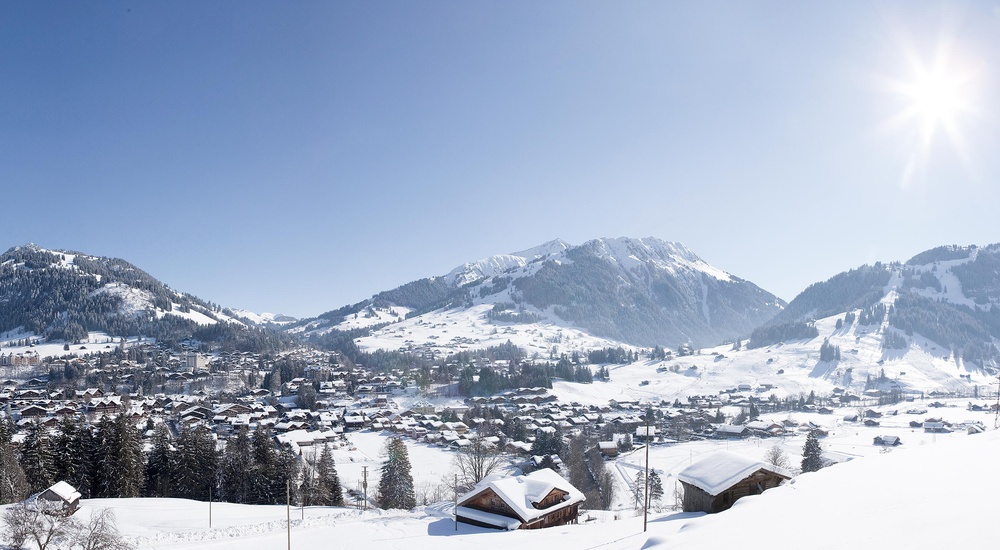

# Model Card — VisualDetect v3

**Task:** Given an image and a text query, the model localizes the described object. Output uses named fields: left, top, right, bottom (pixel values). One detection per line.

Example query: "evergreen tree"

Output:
left=171, top=425, right=218, bottom=501
left=116, top=414, right=146, bottom=498
left=248, top=426, right=279, bottom=504
left=0, top=418, right=27, bottom=504
left=316, top=444, right=343, bottom=506
left=299, top=462, right=321, bottom=507
left=92, top=415, right=144, bottom=498
left=219, top=426, right=252, bottom=503
left=634, top=470, right=646, bottom=510
left=77, top=426, right=99, bottom=499
left=275, top=448, right=300, bottom=506
left=51, top=417, right=91, bottom=495
left=92, top=416, right=118, bottom=498
left=801, top=432, right=824, bottom=473
left=20, top=421, right=55, bottom=494
left=376, top=438, right=415, bottom=510
left=145, top=424, right=172, bottom=497
left=648, top=470, right=664, bottom=505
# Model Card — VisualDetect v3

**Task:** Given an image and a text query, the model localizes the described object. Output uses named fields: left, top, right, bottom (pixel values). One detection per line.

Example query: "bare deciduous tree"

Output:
left=78, top=508, right=132, bottom=550
left=3, top=501, right=74, bottom=550
left=763, top=444, right=790, bottom=470
left=452, top=438, right=507, bottom=492
left=2, top=503, right=132, bottom=550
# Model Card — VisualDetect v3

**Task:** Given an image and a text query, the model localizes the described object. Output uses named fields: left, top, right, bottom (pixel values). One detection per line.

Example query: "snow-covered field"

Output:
left=0, top=330, right=147, bottom=361
left=353, top=305, right=629, bottom=359
left=548, top=307, right=994, bottom=405
left=6, top=420, right=996, bottom=549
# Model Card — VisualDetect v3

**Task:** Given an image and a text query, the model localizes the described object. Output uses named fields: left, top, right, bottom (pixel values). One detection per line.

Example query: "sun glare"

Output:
left=899, top=60, right=971, bottom=146
left=879, top=33, right=980, bottom=188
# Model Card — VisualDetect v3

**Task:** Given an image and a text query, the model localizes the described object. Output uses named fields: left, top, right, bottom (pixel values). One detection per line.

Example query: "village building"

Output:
left=678, top=451, right=790, bottom=514
left=873, top=435, right=901, bottom=446
left=36, top=481, right=82, bottom=516
left=455, top=468, right=585, bottom=530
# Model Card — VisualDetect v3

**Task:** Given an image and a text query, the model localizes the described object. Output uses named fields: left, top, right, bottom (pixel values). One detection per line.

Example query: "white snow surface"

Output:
left=445, top=239, right=570, bottom=287
left=585, top=237, right=732, bottom=282
left=5, top=422, right=997, bottom=549
left=353, top=304, right=628, bottom=356
left=90, top=283, right=155, bottom=318
left=229, top=309, right=298, bottom=325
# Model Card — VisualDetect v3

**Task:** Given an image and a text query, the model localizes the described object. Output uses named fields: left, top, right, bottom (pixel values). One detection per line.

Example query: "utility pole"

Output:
left=643, top=414, right=650, bottom=533
left=209, top=485, right=212, bottom=529
left=994, top=373, right=1000, bottom=429
left=286, top=480, right=291, bottom=550
left=454, top=473, right=458, bottom=531
left=362, top=466, right=369, bottom=511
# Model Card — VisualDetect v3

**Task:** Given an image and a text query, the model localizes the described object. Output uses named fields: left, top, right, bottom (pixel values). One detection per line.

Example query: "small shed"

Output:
left=597, top=441, right=618, bottom=457
left=37, top=481, right=81, bottom=516
left=873, top=435, right=901, bottom=446
left=678, top=451, right=790, bottom=514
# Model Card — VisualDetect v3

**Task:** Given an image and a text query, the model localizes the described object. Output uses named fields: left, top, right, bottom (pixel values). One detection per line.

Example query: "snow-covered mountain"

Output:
left=750, top=243, right=1000, bottom=372
left=295, top=237, right=785, bottom=351
left=0, top=243, right=286, bottom=349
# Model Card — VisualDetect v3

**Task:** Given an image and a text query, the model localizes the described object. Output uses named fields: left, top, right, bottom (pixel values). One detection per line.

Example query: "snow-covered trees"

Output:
left=20, top=421, right=56, bottom=494
left=170, top=425, right=218, bottom=501
left=801, top=432, right=824, bottom=473
left=301, top=444, right=343, bottom=507
left=376, top=437, right=415, bottom=510
left=0, top=417, right=27, bottom=504
left=219, top=426, right=252, bottom=503
left=248, top=426, right=298, bottom=505
left=634, top=470, right=663, bottom=511
left=92, top=415, right=144, bottom=498
left=819, top=338, right=841, bottom=362
left=316, top=444, right=343, bottom=506
left=565, top=429, right=614, bottom=510
left=144, top=424, right=173, bottom=497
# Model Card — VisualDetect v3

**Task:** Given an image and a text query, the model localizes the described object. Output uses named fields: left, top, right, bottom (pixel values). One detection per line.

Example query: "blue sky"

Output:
left=2, top=2, right=999, bottom=318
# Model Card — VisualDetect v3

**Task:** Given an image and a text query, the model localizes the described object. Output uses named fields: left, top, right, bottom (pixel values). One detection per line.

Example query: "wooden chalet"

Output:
left=36, top=481, right=82, bottom=516
left=597, top=441, right=619, bottom=457
left=18, top=404, right=49, bottom=418
left=678, top=451, right=790, bottom=514
left=456, top=468, right=585, bottom=530
left=873, top=435, right=901, bottom=446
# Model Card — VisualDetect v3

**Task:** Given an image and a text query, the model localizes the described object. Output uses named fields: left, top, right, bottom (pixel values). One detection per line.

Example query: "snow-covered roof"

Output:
left=458, top=468, right=585, bottom=524
left=455, top=506, right=523, bottom=530
left=45, top=481, right=81, bottom=503
left=678, top=451, right=789, bottom=496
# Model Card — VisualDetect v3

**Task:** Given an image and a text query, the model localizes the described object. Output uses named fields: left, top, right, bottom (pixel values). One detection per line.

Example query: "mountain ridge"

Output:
left=299, top=236, right=785, bottom=350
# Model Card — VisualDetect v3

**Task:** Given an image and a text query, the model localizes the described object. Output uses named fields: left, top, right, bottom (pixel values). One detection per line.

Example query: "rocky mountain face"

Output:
left=300, top=237, right=786, bottom=348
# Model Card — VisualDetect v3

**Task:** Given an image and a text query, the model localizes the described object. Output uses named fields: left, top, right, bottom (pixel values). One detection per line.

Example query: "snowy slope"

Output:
left=8, top=419, right=995, bottom=549
left=550, top=308, right=992, bottom=407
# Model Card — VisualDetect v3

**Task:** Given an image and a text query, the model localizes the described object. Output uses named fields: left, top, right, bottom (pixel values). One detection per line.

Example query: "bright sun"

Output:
left=880, top=35, right=980, bottom=187
left=899, top=62, right=971, bottom=145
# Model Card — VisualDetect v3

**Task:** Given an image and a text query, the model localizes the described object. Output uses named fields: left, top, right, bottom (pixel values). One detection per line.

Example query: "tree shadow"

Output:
left=809, top=360, right=837, bottom=379
left=648, top=511, right=704, bottom=524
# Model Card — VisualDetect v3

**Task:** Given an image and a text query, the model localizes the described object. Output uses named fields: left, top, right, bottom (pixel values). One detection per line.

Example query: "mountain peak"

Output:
left=510, top=238, right=571, bottom=260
